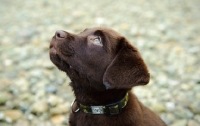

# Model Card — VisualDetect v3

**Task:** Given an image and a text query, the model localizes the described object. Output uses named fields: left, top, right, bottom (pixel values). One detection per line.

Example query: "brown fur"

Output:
left=49, top=27, right=166, bottom=126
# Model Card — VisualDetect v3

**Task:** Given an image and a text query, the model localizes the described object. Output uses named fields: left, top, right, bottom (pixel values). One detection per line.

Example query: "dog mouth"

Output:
left=49, top=36, right=75, bottom=74
left=49, top=37, right=85, bottom=81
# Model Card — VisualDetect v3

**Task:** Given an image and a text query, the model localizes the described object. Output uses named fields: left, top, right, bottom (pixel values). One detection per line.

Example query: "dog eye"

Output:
left=93, top=36, right=102, bottom=46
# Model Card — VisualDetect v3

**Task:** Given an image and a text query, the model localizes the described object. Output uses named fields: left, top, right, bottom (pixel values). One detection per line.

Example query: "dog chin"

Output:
left=50, top=52, right=68, bottom=72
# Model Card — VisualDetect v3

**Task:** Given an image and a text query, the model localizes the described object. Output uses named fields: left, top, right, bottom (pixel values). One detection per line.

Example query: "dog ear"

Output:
left=103, top=38, right=150, bottom=89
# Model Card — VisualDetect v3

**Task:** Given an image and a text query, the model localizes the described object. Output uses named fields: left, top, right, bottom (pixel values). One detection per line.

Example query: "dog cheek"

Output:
left=59, top=43, right=75, bottom=56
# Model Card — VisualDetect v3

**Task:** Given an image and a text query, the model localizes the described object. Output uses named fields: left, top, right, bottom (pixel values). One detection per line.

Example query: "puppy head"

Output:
left=49, top=27, right=150, bottom=91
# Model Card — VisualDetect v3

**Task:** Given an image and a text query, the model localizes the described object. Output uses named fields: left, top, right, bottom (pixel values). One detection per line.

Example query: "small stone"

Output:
left=47, top=94, right=64, bottom=106
left=32, top=120, right=52, bottom=126
left=187, top=120, right=199, bottom=126
left=95, top=17, right=105, bottom=25
left=0, top=112, right=4, bottom=120
left=165, top=102, right=175, bottom=111
left=170, top=119, right=187, bottom=126
left=0, top=92, right=12, bottom=105
left=45, top=85, right=57, bottom=94
left=194, top=115, right=200, bottom=123
left=120, top=23, right=129, bottom=30
left=180, top=83, right=192, bottom=91
left=151, top=103, right=166, bottom=113
left=0, top=122, right=10, bottom=126
left=145, top=11, right=155, bottom=19
left=162, top=113, right=176, bottom=124
left=18, top=100, right=32, bottom=112
left=27, top=114, right=36, bottom=121
left=51, top=115, right=66, bottom=125
left=195, top=93, right=200, bottom=100
left=174, top=109, right=193, bottom=119
left=189, top=102, right=200, bottom=114
left=50, top=103, right=70, bottom=115
left=4, top=110, right=23, bottom=122
left=43, top=61, right=55, bottom=69
left=14, top=78, right=29, bottom=92
left=4, top=59, right=13, bottom=66
left=6, top=100, right=20, bottom=109
left=148, top=29, right=159, bottom=37
left=30, top=69, right=43, bottom=78
left=157, top=23, right=167, bottom=32
left=62, top=117, right=69, bottom=125
left=18, top=28, right=36, bottom=39
left=0, top=106, right=7, bottom=111
left=130, top=27, right=139, bottom=36
left=9, top=86, right=19, bottom=95
left=31, top=101, right=49, bottom=114
left=14, top=119, right=30, bottom=126
left=0, top=79, right=12, bottom=90
left=19, top=93, right=33, bottom=102
left=0, top=96, right=7, bottom=105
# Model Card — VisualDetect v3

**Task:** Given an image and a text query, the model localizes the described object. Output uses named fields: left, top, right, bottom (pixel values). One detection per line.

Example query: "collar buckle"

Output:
left=71, top=99, right=80, bottom=113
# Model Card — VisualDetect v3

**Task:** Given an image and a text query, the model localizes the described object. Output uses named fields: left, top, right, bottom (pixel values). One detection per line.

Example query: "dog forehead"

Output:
left=79, top=27, right=121, bottom=36
left=93, top=27, right=121, bottom=35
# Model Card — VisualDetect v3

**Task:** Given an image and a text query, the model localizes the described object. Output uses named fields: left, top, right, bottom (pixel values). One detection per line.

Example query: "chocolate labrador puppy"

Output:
left=49, top=27, right=166, bottom=126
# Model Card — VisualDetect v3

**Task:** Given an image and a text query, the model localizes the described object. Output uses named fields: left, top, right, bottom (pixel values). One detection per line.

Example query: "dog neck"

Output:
left=70, top=81, right=128, bottom=106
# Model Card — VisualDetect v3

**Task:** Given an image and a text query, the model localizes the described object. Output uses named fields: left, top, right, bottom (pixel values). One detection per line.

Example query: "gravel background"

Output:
left=0, top=0, right=200, bottom=126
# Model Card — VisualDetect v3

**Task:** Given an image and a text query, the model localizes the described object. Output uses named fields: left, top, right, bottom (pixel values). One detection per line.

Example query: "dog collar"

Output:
left=71, top=93, right=128, bottom=116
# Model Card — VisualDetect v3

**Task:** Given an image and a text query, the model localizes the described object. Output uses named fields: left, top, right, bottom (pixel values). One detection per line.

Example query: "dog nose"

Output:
left=55, top=30, right=67, bottom=39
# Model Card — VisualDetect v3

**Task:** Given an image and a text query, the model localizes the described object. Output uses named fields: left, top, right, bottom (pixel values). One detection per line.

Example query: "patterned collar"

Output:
left=71, top=93, right=129, bottom=116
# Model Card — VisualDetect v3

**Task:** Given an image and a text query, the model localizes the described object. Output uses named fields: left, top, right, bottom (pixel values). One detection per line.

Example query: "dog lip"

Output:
left=50, top=36, right=57, bottom=49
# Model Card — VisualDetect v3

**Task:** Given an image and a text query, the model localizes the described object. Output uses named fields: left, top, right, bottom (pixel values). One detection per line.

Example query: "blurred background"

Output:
left=0, top=0, right=200, bottom=126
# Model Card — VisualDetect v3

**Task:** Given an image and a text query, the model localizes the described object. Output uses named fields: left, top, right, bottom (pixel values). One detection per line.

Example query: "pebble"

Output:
left=170, top=119, right=188, bottom=126
left=50, top=115, right=66, bottom=125
left=31, top=101, right=49, bottom=114
left=194, top=115, right=200, bottom=123
left=95, top=17, right=105, bottom=25
left=162, top=113, right=176, bottom=125
left=42, top=61, right=55, bottom=69
left=189, top=102, right=200, bottom=114
left=47, top=94, right=64, bottom=106
left=165, top=102, right=176, bottom=112
left=50, top=103, right=70, bottom=115
left=0, top=79, right=12, bottom=90
left=151, top=103, right=166, bottom=113
left=0, top=122, right=11, bottom=126
left=45, top=85, right=57, bottom=94
left=0, top=112, right=4, bottom=120
left=174, top=109, right=194, bottom=119
left=187, top=120, right=200, bottom=126
left=14, top=120, right=30, bottom=126
left=4, top=110, right=23, bottom=123
left=0, top=92, right=12, bottom=105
